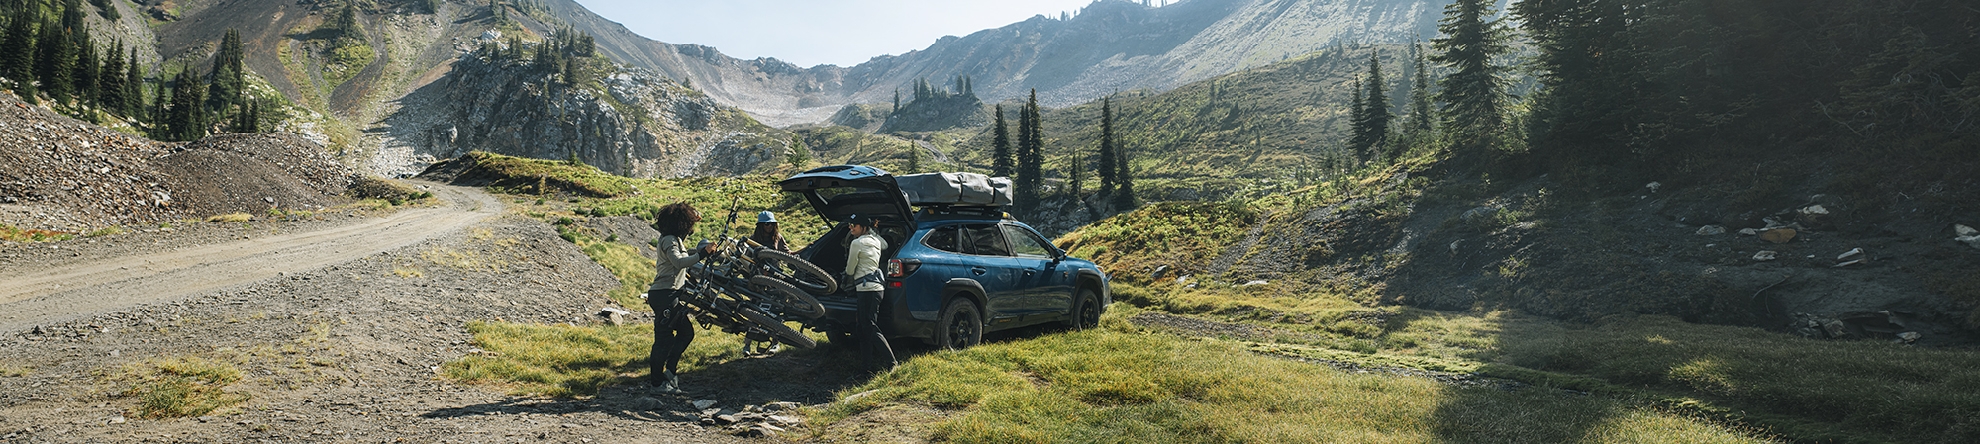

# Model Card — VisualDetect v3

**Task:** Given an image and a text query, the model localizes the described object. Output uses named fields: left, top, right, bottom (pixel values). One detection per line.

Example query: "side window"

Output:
left=922, top=225, right=961, bottom=253
left=963, top=224, right=1011, bottom=256
left=1002, top=225, right=1051, bottom=258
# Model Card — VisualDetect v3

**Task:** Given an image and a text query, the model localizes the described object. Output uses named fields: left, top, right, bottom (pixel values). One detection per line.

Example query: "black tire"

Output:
left=749, top=275, right=826, bottom=319
left=756, top=249, right=838, bottom=295
left=933, top=297, right=983, bottom=350
left=1068, top=287, right=1102, bottom=330
left=738, top=307, right=816, bottom=349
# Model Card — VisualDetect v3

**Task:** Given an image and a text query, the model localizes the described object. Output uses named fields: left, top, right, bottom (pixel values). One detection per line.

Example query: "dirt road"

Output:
left=0, top=183, right=500, bottom=334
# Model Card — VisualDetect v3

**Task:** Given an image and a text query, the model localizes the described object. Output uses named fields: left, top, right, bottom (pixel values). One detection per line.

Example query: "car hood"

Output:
left=778, top=165, right=915, bottom=225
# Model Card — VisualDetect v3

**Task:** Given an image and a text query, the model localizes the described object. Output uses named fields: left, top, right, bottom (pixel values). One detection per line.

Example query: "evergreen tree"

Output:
left=89, top=0, right=120, bottom=21
left=990, top=104, right=1012, bottom=177
left=1065, top=144, right=1083, bottom=199
left=209, top=28, right=246, bottom=112
left=166, top=67, right=208, bottom=141
left=1096, top=97, right=1117, bottom=195
left=1351, top=51, right=1392, bottom=160
left=1431, top=0, right=1513, bottom=151
left=73, top=34, right=97, bottom=108
left=891, top=89, right=900, bottom=114
left=333, top=3, right=363, bottom=42
left=123, top=49, right=143, bottom=116
left=904, top=140, right=923, bottom=174
left=1406, top=40, right=1435, bottom=135
left=149, top=64, right=166, bottom=126
left=785, top=134, right=811, bottom=169
left=34, top=15, right=72, bottom=103
left=2, top=7, right=36, bottom=100
left=1514, top=0, right=1638, bottom=164
left=1014, top=90, right=1044, bottom=215
left=60, top=0, right=84, bottom=37
left=98, top=41, right=124, bottom=111
left=1111, top=143, right=1136, bottom=211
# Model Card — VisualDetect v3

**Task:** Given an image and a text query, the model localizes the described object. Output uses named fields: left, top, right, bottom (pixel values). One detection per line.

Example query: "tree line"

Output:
left=1, top=0, right=265, bottom=141
left=986, top=89, right=1139, bottom=218
left=1349, top=0, right=1978, bottom=185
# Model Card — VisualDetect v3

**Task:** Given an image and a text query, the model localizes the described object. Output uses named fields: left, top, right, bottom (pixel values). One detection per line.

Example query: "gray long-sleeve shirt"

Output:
left=650, top=235, right=701, bottom=291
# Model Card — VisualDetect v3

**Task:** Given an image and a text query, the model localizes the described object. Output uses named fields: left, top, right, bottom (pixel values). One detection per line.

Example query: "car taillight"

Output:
left=886, top=259, right=921, bottom=278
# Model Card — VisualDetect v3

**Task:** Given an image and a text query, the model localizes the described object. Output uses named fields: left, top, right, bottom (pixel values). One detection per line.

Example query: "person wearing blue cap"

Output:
left=843, top=214, right=897, bottom=371
left=749, top=210, right=789, bottom=252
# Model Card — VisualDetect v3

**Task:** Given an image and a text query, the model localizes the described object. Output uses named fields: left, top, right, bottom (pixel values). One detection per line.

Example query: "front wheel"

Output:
left=933, top=297, right=983, bottom=350
left=1068, top=287, right=1102, bottom=330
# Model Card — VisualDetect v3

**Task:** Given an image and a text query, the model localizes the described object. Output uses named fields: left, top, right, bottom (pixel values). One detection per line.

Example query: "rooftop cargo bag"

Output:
left=896, top=172, right=1012, bottom=206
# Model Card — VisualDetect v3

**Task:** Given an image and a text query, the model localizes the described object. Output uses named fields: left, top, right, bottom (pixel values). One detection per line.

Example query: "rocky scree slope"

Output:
left=0, top=93, right=351, bottom=233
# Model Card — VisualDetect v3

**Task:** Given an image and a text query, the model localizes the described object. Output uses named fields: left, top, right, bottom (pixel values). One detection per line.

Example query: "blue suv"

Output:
left=779, top=165, right=1111, bottom=349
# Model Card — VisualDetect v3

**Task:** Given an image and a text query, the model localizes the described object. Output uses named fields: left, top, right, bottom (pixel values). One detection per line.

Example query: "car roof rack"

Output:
left=916, top=205, right=1009, bottom=220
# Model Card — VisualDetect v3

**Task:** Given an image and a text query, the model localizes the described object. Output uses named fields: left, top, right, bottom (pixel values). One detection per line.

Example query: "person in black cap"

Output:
left=647, top=202, right=717, bottom=394
left=842, top=214, right=896, bottom=371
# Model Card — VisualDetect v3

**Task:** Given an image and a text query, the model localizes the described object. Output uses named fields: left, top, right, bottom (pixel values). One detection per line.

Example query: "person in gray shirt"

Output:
left=843, top=214, right=896, bottom=371
left=647, top=202, right=715, bottom=394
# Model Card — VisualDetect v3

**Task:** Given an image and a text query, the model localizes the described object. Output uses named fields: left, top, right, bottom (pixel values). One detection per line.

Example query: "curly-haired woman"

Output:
left=647, top=202, right=716, bottom=394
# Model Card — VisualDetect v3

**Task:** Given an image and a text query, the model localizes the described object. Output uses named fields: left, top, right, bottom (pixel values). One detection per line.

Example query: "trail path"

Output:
left=0, top=182, right=500, bottom=333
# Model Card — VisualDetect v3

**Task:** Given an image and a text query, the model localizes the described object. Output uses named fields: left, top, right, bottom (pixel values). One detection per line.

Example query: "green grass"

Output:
left=809, top=310, right=1765, bottom=443
left=0, top=224, right=74, bottom=242
left=116, top=356, right=251, bottom=419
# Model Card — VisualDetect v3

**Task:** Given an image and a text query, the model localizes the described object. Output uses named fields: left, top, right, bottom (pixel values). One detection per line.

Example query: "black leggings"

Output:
left=857, top=289, right=897, bottom=371
left=647, top=289, right=695, bottom=378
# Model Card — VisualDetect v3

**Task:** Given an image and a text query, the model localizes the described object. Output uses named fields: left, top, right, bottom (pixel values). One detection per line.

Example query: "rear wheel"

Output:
left=756, top=249, right=838, bottom=295
left=748, top=275, right=825, bottom=319
left=738, top=307, right=816, bottom=349
left=933, top=297, right=983, bottom=350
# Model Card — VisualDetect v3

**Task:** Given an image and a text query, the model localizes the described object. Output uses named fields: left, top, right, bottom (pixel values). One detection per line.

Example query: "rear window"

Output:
left=923, top=225, right=962, bottom=253
left=963, top=224, right=1010, bottom=256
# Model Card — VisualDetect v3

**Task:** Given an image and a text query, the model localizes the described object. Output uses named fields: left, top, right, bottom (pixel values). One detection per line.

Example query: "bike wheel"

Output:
left=749, top=275, right=826, bottom=319
left=738, top=307, right=816, bottom=349
left=756, top=249, right=838, bottom=295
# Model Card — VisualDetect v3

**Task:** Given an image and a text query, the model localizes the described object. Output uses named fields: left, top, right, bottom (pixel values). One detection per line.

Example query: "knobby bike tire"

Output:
left=755, top=249, right=838, bottom=295
left=749, top=275, right=826, bottom=319
left=738, top=307, right=816, bottom=349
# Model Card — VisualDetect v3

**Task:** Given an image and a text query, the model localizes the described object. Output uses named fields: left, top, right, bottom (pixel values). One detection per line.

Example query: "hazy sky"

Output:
left=572, top=0, right=1124, bottom=68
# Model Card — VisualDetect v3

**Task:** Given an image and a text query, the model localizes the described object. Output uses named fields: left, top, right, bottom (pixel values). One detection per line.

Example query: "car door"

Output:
left=1002, top=223, right=1071, bottom=317
left=959, top=223, right=1025, bottom=323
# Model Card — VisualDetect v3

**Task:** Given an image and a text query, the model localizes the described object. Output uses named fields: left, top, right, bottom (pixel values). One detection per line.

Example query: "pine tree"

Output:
left=73, top=34, right=97, bottom=109
left=990, top=104, right=1012, bottom=177
left=1406, top=40, right=1435, bottom=135
left=208, top=29, right=245, bottom=112
left=891, top=89, right=900, bottom=114
left=123, top=49, right=143, bottom=116
left=1096, top=97, right=1118, bottom=196
left=59, top=0, right=84, bottom=37
left=904, top=141, right=923, bottom=174
left=34, top=15, right=72, bottom=104
left=1013, top=90, right=1045, bottom=215
left=1431, top=0, right=1512, bottom=151
left=98, top=42, right=124, bottom=111
left=333, top=3, right=362, bottom=42
left=1065, top=144, right=1084, bottom=199
left=1351, top=51, right=1392, bottom=160
left=1111, top=143, right=1136, bottom=211
left=785, top=134, right=811, bottom=169
left=2, top=7, right=36, bottom=100
left=166, top=67, right=208, bottom=141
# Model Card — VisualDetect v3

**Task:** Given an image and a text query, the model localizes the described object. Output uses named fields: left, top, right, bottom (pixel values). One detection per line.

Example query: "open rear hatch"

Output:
left=778, top=165, right=915, bottom=227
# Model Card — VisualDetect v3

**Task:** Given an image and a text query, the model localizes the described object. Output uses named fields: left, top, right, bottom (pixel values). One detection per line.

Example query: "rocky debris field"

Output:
left=0, top=93, right=351, bottom=233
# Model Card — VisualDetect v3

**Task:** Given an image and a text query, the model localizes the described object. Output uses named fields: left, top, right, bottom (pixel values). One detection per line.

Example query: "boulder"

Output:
left=1956, top=224, right=1980, bottom=249
left=1898, top=332, right=1922, bottom=344
left=1752, top=251, right=1779, bottom=261
left=597, top=307, right=632, bottom=326
left=1695, top=225, right=1726, bottom=236
left=1837, top=248, right=1863, bottom=260
left=1760, top=228, right=1797, bottom=244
